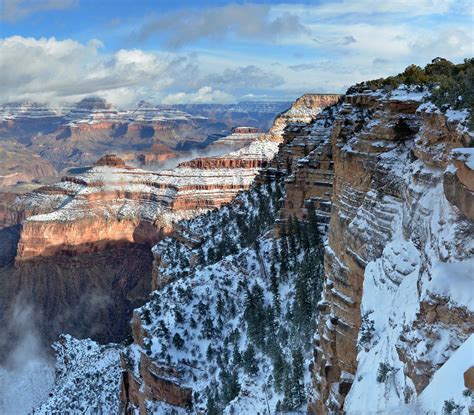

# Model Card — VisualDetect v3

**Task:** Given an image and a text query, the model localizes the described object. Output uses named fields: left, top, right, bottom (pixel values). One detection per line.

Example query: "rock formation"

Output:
left=0, top=99, right=290, bottom=172
left=311, top=89, right=473, bottom=413
left=19, top=82, right=473, bottom=414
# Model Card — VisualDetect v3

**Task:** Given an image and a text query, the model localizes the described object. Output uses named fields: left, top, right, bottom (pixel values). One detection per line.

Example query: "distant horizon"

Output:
left=1, top=0, right=471, bottom=106
left=0, top=95, right=297, bottom=109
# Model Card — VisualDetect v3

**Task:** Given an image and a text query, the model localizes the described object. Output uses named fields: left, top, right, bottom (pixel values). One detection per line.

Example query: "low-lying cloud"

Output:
left=0, top=300, right=54, bottom=414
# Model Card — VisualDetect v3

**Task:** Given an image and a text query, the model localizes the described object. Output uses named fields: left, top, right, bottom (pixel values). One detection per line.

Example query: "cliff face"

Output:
left=117, top=94, right=341, bottom=412
left=266, top=94, right=341, bottom=142
left=30, top=89, right=473, bottom=414
left=14, top=140, right=277, bottom=259
left=311, top=91, right=473, bottom=413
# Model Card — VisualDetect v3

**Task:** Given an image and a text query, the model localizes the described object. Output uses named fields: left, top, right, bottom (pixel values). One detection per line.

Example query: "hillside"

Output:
left=32, top=60, right=474, bottom=414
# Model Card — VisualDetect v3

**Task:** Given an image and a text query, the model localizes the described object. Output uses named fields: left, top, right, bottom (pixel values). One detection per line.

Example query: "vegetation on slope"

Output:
left=347, top=57, right=474, bottom=130
left=136, top=181, right=326, bottom=413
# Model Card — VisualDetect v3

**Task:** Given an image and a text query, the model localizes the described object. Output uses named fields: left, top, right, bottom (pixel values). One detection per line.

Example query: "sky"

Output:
left=0, top=0, right=472, bottom=107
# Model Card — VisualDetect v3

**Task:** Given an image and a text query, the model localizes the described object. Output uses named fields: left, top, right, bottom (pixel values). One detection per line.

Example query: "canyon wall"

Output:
left=311, top=91, right=473, bottom=413
left=119, top=94, right=342, bottom=412
left=14, top=138, right=278, bottom=260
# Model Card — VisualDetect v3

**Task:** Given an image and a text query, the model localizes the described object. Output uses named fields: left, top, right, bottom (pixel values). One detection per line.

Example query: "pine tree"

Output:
left=271, top=239, right=280, bottom=263
left=290, top=348, right=306, bottom=408
left=172, top=333, right=185, bottom=350
left=293, top=254, right=314, bottom=330
left=270, top=271, right=281, bottom=314
left=206, top=344, right=214, bottom=361
left=221, top=369, right=240, bottom=404
left=307, top=203, right=321, bottom=247
left=279, top=236, right=289, bottom=281
left=272, top=348, right=287, bottom=393
left=244, top=284, right=266, bottom=347
left=202, top=317, right=215, bottom=339
left=243, top=345, right=259, bottom=376
left=288, top=216, right=297, bottom=256
left=232, top=344, right=242, bottom=366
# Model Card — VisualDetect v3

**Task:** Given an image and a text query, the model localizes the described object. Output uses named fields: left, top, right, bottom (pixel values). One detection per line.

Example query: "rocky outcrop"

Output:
left=0, top=141, right=58, bottom=188
left=310, top=90, right=473, bottom=413
left=121, top=315, right=193, bottom=414
left=0, top=99, right=289, bottom=173
left=118, top=94, right=341, bottom=411
left=266, top=94, right=341, bottom=142
left=94, top=154, right=129, bottom=168
left=207, top=127, right=263, bottom=151
left=14, top=141, right=277, bottom=259
left=444, top=148, right=474, bottom=220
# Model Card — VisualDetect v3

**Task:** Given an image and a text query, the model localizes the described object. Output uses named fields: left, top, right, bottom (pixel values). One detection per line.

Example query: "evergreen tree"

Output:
left=272, top=347, right=287, bottom=392
left=202, top=317, right=215, bottom=339
left=307, top=204, right=321, bottom=247
left=232, top=344, right=242, bottom=366
left=206, top=344, right=214, bottom=361
left=243, top=345, right=259, bottom=376
left=172, top=333, right=185, bottom=350
left=290, top=348, right=306, bottom=408
left=244, top=284, right=266, bottom=347
left=288, top=216, right=297, bottom=256
left=279, top=236, right=289, bottom=281
left=221, top=369, right=241, bottom=404
left=270, top=271, right=281, bottom=314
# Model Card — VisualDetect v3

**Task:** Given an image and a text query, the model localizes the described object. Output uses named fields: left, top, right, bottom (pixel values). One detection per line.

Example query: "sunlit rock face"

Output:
left=311, top=89, right=473, bottom=414
left=14, top=96, right=340, bottom=261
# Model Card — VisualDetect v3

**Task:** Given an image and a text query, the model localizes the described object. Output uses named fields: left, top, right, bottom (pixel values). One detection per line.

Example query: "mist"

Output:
left=129, top=145, right=238, bottom=172
left=0, top=301, right=54, bottom=414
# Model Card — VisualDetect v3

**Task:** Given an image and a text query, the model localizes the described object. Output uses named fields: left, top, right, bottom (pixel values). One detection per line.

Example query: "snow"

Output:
left=36, top=335, right=122, bottom=414
left=446, top=108, right=470, bottom=123
left=424, top=259, right=474, bottom=312
left=344, top=107, right=473, bottom=414
left=418, top=334, right=474, bottom=414
left=389, top=86, right=428, bottom=102
left=452, top=148, right=474, bottom=170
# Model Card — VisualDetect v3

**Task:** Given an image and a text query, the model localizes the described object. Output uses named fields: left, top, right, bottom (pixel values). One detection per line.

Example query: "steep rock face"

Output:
left=311, top=90, right=473, bottom=413
left=273, top=107, right=339, bottom=234
left=207, top=127, right=263, bottom=151
left=0, top=141, right=58, bottom=189
left=0, top=244, right=154, bottom=362
left=15, top=139, right=277, bottom=259
left=266, top=94, right=341, bottom=142
left=118, top=95, right=341, bottom=411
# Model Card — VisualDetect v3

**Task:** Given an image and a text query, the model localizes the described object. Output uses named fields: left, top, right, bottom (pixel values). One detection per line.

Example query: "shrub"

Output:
left=442, top=399, right=464, bottom=414
left=376, top=362, right=393, bottom=383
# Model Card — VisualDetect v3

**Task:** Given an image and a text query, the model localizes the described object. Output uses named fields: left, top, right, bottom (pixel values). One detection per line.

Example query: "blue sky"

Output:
left=0, top=0, right=472, bottom=106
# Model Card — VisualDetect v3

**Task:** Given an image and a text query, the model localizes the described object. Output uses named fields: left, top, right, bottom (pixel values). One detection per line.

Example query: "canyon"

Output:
left=0, top=121, right=288, bottom=363
left=2, top=73, right=473, bottom=414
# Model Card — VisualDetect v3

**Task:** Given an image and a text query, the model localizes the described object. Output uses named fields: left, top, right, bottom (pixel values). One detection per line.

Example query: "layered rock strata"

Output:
left=311, top=90, right=474, bottom=413
left=119, top=94, right=342, bottom=411
left=14, top=136, right=279, bottom=259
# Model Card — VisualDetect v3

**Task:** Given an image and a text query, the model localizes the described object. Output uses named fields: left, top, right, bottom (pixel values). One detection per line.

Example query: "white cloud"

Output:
left=274, top=0, right=457, bottom=20
left=0, top=36, right=285, bottom=105
left=162, top=86, right=233, bottom=105
left=1, top=0, right=78, bottom=22
left=0, top=36, right=191, bottom=105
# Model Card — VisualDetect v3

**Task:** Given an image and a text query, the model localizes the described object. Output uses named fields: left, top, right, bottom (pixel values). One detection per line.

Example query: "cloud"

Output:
left=205, top=65, right=284, bottom=90
left=0, top=36, right=198, bottom=105
left=162, top=86, right=233, bottom=105
left=342, top=35, right=357, bottom=45
left=0, top=36, right=296, bottom=105
left=1, top=0, right=78, bottom=22
left=288, top=63, right=317, bottom=72
left=274, top=0, right=457, bottom=21
left=132, top=4, right=309, bottom=48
